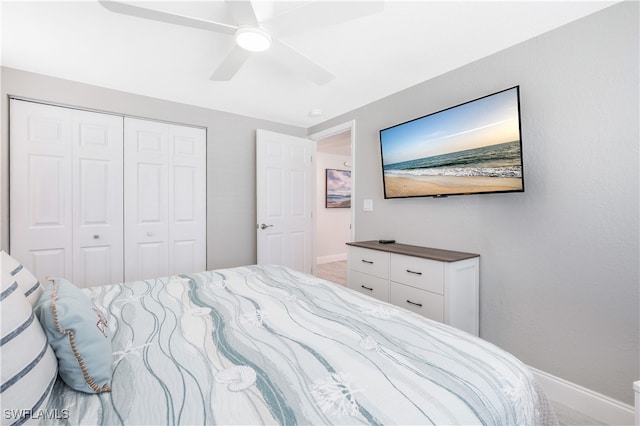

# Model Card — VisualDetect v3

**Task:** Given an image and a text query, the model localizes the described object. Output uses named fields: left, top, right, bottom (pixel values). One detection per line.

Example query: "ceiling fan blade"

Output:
left=225, top=0, right=258, bottom=26
left=99, top=0, right=237, bottom=35
left=210, top=46, right=252, bottom=81
left=263, top=1, right=384, bottom=38
left=270, top=40, right=334, bottom=85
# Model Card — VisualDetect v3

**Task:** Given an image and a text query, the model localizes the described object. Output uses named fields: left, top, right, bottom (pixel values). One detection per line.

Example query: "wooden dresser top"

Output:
left=346, top=241, right=479, bottom=262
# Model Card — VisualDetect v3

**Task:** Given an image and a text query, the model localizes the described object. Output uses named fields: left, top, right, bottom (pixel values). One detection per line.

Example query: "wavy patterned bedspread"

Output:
left=44, top=265, right=556, bottom=425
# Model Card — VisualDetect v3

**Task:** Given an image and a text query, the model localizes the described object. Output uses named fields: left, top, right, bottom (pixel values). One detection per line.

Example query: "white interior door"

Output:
left=124, top=118, right=206, bottom=281
left=256, top=129, right=314, bottom=273
left=10, top=100, right=73, bottom=284
left=124, top=118, right=170, bottom=281
left=72, top=110, right=124, bottom=286
left=11, top=100, right=205, bottom=285
left=168, top=124, right=206, bottom=276
left=10, top=99, right=124, bottom=287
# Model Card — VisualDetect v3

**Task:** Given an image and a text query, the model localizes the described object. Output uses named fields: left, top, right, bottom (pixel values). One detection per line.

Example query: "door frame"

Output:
left=309, top=120, right=356, bottom=272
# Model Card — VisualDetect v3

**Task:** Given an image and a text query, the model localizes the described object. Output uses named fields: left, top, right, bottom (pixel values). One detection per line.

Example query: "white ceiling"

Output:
left=1, top=0, right=617, bottom=128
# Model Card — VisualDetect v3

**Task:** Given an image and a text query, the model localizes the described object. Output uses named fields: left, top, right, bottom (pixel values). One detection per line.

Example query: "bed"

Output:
left=2, top=260, right=557, bottom=425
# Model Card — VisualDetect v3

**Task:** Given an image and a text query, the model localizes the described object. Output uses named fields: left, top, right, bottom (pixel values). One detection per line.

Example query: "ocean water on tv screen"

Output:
left=383, top=140, right=522, bottom=179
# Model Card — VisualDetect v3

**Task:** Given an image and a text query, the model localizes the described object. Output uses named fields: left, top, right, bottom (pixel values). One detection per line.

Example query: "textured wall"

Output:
left=0, top=68, right=306, bottom=269
left=310, top=2, right=639, bottom=404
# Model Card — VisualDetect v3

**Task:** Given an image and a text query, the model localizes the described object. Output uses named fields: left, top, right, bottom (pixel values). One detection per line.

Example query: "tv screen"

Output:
left=379, top=86, right=524, bottom=199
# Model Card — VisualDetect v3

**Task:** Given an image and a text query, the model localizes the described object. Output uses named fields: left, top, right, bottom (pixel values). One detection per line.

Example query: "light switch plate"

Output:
left=363, top=199, right=373, bottom=211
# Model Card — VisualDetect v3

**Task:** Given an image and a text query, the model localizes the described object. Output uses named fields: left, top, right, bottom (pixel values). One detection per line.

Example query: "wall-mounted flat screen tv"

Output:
left=379, top=86, right=524, bottom=199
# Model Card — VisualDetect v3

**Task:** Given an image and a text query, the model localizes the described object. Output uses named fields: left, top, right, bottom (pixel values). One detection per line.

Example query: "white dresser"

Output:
left=347, top=241, right=480, bottom=336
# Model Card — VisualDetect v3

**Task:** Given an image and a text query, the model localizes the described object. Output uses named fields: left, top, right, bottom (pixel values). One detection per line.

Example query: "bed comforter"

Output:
left=44, top=264, right=557, bottom=425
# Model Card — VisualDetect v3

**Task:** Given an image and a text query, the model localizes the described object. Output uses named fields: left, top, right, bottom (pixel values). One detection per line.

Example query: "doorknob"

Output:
left=259, top=224, right=273, bottom=230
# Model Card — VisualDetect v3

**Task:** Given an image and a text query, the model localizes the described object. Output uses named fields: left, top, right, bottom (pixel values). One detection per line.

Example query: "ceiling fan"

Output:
left=98, top=0, right=383, bottom=85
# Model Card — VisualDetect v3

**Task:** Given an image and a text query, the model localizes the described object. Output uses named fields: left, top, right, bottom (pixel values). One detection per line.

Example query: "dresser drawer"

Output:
left=348, top=246, right=389, bottom=278
left=348, top=270, right=389, bottom=302
left=390, top=253, right=444, bottom=294
left=390, top=281, right=443, bottom=322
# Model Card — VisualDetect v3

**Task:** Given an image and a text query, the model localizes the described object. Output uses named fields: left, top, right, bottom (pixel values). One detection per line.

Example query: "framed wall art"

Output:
left=326, top=169, right=351, bottom=208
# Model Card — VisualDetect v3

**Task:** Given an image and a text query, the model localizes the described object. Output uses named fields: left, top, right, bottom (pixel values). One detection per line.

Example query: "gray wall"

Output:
left=310, top=2, right=639, bottom=404
left=0, top=67, right=306, bottom=269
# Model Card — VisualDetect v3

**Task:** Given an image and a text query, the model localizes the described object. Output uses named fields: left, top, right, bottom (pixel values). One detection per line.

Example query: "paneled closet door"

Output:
left=10, top=99, right=124, bottom=287
left=10, top=100, right=73, bottom=284
left=124, top=118, right=170, bottom=281
left=124, top=118, right=206, bottom=281
left=168, top=125, right=206, bottom=276
left=72, top=110, right=124, bottom=287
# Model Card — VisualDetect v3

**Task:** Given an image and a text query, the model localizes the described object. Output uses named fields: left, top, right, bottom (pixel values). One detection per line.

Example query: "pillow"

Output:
left=1, top=250, right=43, bottom=307
left=35, top=277, right=112, bottom=394
left=1, top=266, right=58, bottom=426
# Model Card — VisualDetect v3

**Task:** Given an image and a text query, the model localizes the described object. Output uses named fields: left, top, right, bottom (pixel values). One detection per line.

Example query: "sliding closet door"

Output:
left=10, top=99, right=124, bottom=287
left=124, top=118, right=205, bottom=281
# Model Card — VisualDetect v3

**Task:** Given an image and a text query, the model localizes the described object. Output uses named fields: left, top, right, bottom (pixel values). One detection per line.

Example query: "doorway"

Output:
left=313, top=127, right=352, bottom=285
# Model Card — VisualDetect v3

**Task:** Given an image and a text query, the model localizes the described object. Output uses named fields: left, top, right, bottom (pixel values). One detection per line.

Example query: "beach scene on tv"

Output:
left=381, top=87, right=524, bottom=198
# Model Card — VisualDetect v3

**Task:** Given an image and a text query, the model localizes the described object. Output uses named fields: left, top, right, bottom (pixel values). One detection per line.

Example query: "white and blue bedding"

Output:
left=44, top=264, right=557, bottom=425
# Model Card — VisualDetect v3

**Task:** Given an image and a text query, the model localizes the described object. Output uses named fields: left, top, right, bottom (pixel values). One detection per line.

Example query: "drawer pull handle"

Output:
left=361, top=285, right=374, bottom=291
left=406, top=300, right=423, bottom=307
left=406, top=269, right=422, bottom=275
left=361, top=260, right=374, bottom=264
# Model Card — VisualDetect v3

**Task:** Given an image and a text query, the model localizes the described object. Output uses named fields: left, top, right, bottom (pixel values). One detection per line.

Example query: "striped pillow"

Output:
left=1, top=267, right=58, bottom=426
left=1, top=251, right=43, bottom=307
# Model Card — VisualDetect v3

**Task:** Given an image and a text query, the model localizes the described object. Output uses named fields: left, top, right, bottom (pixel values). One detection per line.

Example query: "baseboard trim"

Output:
left=316, top=253, right=347, bottom=264
left=529, top=366, right=635, bottom=425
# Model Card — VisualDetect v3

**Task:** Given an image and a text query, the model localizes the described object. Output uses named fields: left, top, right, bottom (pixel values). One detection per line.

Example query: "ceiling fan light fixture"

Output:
left=235, top=26, right=272, bottom=52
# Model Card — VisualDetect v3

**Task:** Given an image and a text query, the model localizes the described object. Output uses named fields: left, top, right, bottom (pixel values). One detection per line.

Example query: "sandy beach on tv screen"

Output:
left=385, top=175, right=523, bottom=197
